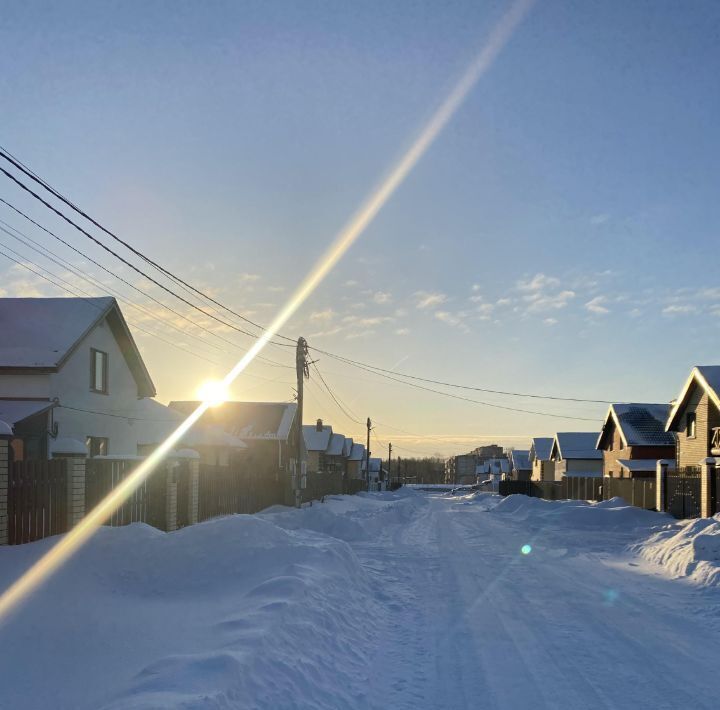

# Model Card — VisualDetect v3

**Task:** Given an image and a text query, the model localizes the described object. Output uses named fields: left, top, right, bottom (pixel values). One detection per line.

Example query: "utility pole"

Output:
left=295, top=337, right=309, bottom=508
left=365, top=417, right=371, bottom=492
left=387, top=442, right=392, bottom=491
left=397, top=456, right=401, bottom=488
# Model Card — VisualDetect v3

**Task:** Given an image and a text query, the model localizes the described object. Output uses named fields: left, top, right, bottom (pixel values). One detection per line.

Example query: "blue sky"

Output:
left=2, top=1, right=720, bottom=456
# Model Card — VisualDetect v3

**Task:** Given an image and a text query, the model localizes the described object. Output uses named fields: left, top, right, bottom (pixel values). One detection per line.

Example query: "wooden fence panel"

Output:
left=85, top=458, right=167, bottom=529
left=8, top=459, right=69, bottom=545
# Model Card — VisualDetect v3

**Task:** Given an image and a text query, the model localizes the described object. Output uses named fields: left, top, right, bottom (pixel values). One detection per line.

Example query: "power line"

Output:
left=0, top=246, right=222, bottom=366
left=0, top=198, right=293, bottom=369
left=312, top=351, right=602, bottom=422
left=0, top=167, right=295, bottom=351
left=0, top=221, right=226, bottom=361
left=0, top=147, right=296, bottom=343
left=311, top=348, right=619, bottom=405
left=310, top=361, right=364, bottom=425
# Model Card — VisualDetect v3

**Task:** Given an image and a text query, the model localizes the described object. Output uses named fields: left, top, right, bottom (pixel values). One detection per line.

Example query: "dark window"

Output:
left=86, top=436, right=108, bottom=457
left=686, top=412, right=697, bottom=439
left=90, top=348, right=109, bottom=393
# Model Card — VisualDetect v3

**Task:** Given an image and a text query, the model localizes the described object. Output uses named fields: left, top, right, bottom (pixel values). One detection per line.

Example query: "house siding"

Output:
left=674, top=386, right=720, bottom=469
left=50, top=317, right=146, bottom=456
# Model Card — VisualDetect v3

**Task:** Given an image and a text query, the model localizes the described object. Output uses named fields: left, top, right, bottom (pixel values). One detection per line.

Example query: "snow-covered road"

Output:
left=2, top=490, right=720, bottom=709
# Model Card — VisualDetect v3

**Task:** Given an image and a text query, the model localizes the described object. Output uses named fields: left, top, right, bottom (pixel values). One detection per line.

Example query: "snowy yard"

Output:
left=2, top=490, right=720, bottom=709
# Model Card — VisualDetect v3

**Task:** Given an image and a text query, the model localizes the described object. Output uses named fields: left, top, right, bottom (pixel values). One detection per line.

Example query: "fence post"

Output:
left=700, top=458, right=715, bottom=518
left=656, top=460, right=669, bottom=512
left=0, top=423, right=11, bottom=545
left=165, top=464, right=178, bottom=532
left=51, top=438, right=88, bottom=530
left=189, top=458, right=200, bottom=526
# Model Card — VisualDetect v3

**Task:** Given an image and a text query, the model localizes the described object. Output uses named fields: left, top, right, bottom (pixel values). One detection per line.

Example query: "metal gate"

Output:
left=665, top=468, right=701, bottom=519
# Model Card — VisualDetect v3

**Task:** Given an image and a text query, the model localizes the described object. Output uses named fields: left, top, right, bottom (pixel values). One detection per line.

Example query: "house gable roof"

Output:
left=597, top=403, right=674, bottom=449
left=509, top=449, right=531, bottom=471
left=302, top=424, right=333, bottom=451
left=552, top=432, right=602, bottom=461
left=530, top=437, right=553, bottom=461
left=326, top=433, right=346, bottom=456
left=348, top=443, right=365, bottom=461
left=0, top=297, right=155, bottom=397
left=169, top=401, right=298, bottom=441
left=666, top=366, right=720, bottom=432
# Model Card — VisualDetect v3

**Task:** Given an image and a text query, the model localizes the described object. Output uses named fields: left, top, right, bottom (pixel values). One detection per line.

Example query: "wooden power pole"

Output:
left=387, top=442, right=392, bottom=491
left=365, top=417, right=371, bottom=492
left=295, top=337, right=309, bottom=508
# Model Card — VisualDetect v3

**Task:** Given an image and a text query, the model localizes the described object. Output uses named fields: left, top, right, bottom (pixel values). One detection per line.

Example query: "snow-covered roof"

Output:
left=348, top=443, right=365, bottom=461
left=617, top=459, right=661, bottom=473
left=476, top=457, right=510, bottom=474
left=552, top=432, right=602, bottom=461
left=326, top=432, right=345, bottom=457
left=0, top=400, right=56, bottom=429
left=342, top=437, right=354, bottom=457
left=183, top=426, right=247, bottom=449
left=530, top=437, right=553, bottom=461
left=169, top=401, right=297, bottom=441
left=666, top=366, right=720, bottom=432
left=362, top=457, right=382, bottom=473
left=509, top=449, right=531, bottom=471
left=49, top=437, right=88, bottom=456
left=598, top=403, right=674, bottom=449
left=302, top=424, right=333, bottom=452
left=0, top=297, right=155, bottom=397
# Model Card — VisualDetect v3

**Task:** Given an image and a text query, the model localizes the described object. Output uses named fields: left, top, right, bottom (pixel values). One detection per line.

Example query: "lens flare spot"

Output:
left=197, top=379, right=230, bottom=407
left=521, top=544, right=532, bottom=555
left=603, top=589, right=619, bottom=605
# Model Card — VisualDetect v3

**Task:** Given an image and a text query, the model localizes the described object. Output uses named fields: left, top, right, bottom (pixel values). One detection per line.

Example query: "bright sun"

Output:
left=196, top=379, right=230, bottom=407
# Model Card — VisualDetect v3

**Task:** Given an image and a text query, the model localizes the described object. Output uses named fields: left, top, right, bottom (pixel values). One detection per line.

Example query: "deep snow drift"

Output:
left=1, top=490, right=720, bottom=709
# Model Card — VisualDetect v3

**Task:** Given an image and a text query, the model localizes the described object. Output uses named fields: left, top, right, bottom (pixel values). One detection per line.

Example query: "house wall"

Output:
left=565, top=459, right=603, bottom=476
left=347, top=460, right=363, bottom=479
left=0, top=373, right=50, bottom=398
left=532, top=459, right=555, bottom=481
left=48, top=317, right=151, bottom=456
left=675, top=386, right=720, bottom=468
left=306, top=450, right=321, bottom=474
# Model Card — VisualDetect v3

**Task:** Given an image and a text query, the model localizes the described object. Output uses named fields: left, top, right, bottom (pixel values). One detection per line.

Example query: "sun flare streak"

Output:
left=0, top=0, right=534, bottom=625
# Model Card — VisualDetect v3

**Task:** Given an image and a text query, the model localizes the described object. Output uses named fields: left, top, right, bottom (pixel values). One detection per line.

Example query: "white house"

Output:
left=0, top=297, right=243, bottom=461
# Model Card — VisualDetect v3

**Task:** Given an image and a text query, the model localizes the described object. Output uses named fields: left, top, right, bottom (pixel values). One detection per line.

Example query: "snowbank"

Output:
left=0, top=505, right=388, bottom=710
left=633, top=514, right=720, bottom=587
left=492, top=494, right=666, bottom=530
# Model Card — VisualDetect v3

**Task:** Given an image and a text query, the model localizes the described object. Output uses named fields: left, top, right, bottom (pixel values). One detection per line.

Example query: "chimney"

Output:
left=316, top=418, right=323, bottom=432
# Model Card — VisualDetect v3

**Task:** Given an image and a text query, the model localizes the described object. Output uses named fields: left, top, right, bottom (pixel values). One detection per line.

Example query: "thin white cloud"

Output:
left=662, top=304, right=695, bottom=315
left=590, top=213, right=610, bottom=225
left=543, top=318, right=558, bottom=326
left=517, top=273, right=560, bottom=292
left=524, top=290, right=575, bottom=312
left=310, top=308, right=335, bottom=322
left=585, top=296, right=609, bottom=315
left=239, top=272, right=260, bottom=282
left=373, top=291, right=392, bottom=304
left=415, top=291, right=448, bottom=309
left=395, top=328, right=410, bottom=336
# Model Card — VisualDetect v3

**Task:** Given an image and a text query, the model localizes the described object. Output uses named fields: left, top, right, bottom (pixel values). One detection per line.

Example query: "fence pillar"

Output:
left=656, top=460, right=669, bottom=512
left=700, top=458, right=715, bottom=518
left=0, top=424, right=11, bottom=545
left=189, top=458, right=199, bottom=526
left=51, top=438, right=88, bottom=530
left=165, top=464, right=178, bottom=532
